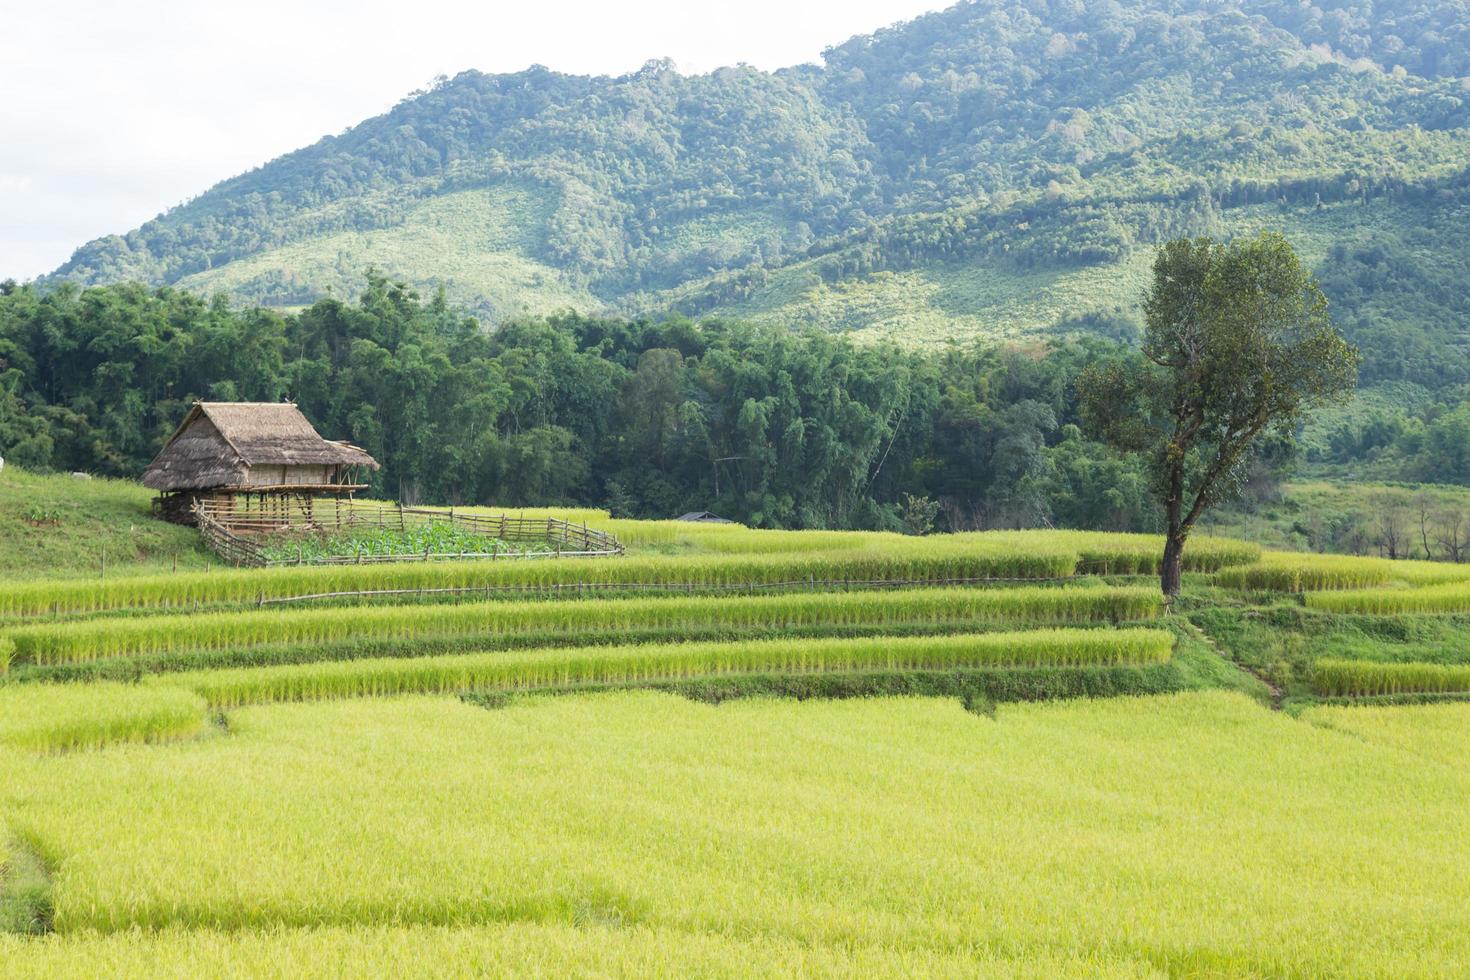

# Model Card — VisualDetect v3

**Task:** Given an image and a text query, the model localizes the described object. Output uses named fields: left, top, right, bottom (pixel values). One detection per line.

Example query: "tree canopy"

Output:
left=1078, top=233, right=1359, bottom=593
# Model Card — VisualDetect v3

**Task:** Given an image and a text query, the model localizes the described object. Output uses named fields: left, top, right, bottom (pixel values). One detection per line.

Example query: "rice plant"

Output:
left=7, top=691, right=1470, bottom=974
left=0, top=545, right=1087, bottom=621
left=1303, top=701, right=1470, bottom=775
left=1052, top=531, right=1261, bottom=575
left=0, top=683, right=205, bottom=752
left=3, top=585, right=1161, bottom=666
left=1304, top=582, right=1470, bottom=615
left=165, top=628, right=1175, bottom=708
left=1214, top=553, right=1396, bottom=592
left=0, top=529, right=1262, bottom=621
left=1385, top=561, right=1470, bottom=586
left=0, top=922, right=1149, bottom=978
left=1311, top=659, right=1470, bottom=698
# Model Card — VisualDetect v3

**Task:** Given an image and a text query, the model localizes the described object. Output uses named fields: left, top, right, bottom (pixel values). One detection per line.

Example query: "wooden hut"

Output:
left=143, top=402, right=378, bottom=523
left=676, top=511, right=734, bottom=524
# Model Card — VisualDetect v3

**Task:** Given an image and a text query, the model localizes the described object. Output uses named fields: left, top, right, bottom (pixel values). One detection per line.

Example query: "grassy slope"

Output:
left=678, top=195, right=1465, bottom=345
left=0, top=469, right=216, bottom=578
left=1187, top=602, right=1470, bottom=699
left=140, top=177, right=1470, bottom=352
left=1203, top=480, right=1470, bottom=554
left=701, top=254, right=1156, bottom=344
left=176, top=184, right=600, bottom=318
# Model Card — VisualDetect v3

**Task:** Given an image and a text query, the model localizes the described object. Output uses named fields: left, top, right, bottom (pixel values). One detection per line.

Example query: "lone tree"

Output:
left=1077, top=233, right=1358, bottom=596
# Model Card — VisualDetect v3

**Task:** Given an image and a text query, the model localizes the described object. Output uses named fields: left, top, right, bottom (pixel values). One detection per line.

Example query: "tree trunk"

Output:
left=1161, top=529, right=1185, bottom=598
left=1161, top=457, right=1187, bottom=598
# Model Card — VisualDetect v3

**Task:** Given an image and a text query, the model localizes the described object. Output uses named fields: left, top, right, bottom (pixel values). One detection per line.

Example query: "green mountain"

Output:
left=46, top=0, right=1470, bottom=383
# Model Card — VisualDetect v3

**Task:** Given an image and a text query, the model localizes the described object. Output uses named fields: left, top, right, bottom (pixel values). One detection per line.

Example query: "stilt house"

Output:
left=143, top=402, right=378, bottom=523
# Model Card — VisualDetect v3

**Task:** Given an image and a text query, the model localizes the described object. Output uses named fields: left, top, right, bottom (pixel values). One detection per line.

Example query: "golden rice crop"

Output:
left=1304, top=581, right=1470, bottom=615
left=0, top=544, right=1083, bottom=621
left=1214, top=552, right=1396, bottom=592
left=0, top=683, right=205, bottom=752
left=1311, top=658, right=1470, bottom=698
left=1303, top=701, right=1470, bottom=776
left=5, top=691, right=1469, bottom=974
left=602, top=519, right=863, bottom=552
left=1218, top=552, right=1470, bottom=593
left=3, top=585, right=1161, bottom=666
left=1053, top=531, right=1261, bottom=575
left=0, top=922, right=1159, bottom=979
left=1386, top=561, right=1470, bottom=586
left=0, top=529, right=1261, bottom=621
left=161, top=629, right=1175, bottom=708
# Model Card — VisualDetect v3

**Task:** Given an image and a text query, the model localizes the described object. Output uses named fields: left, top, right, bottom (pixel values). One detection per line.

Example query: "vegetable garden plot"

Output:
left=193, top=498, right=621, bottom=567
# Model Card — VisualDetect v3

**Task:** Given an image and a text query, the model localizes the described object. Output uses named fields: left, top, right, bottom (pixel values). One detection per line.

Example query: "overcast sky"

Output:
left=0, top=0, right=947, bottom=281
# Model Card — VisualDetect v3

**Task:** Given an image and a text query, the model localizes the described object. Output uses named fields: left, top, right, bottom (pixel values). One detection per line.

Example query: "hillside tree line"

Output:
left=0, top=275, right=1170, bottom=532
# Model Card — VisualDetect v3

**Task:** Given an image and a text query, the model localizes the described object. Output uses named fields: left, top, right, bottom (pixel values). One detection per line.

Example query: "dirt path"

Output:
left=1178, top=617, right=1284, bottom=710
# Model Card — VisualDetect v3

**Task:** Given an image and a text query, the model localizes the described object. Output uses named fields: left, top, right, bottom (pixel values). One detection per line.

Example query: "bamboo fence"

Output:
left=192, top=497, right=622, bottom=567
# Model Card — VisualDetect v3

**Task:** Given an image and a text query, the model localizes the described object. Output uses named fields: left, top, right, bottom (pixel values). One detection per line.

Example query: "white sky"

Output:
left=0, top=0, right=947, bottom=281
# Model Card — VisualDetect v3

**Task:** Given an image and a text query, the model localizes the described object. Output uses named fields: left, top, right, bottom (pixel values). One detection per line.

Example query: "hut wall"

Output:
left=240, top=464, right=336, bottom=488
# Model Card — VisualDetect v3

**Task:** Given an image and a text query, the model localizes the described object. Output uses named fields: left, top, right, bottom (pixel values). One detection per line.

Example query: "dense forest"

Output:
left=37, top=1, right=1470, bottom=387
left=10, top=272, right=1470, bottom=536
left=0, top=276, right=1161, bottom=531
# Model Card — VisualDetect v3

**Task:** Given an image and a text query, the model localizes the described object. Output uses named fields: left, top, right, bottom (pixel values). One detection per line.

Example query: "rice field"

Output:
left=1311, top=658, right=1470, bottom=698
left=158, top=628, right=1174, bottom=708
left=1214, top=551, right=1397, bottom=592
left=1304, top=700, right=1470, bottom=775
left=1305, top=581, right=1470, bottom=615
left=0, top=684, right=206, bottom=753
left=3, top=510, right=1463, bottom=973
left=3, top=692, right=1469, bottom=974
left=0, top=922, right=1157, bottom=979
left=0, top=528, right=1255, bottom=621
left=1, top=585, right=1161, bottom=668
left=0, top=544, right=1076, bottom=620
left=1216, top=551, right=1470, bottom=594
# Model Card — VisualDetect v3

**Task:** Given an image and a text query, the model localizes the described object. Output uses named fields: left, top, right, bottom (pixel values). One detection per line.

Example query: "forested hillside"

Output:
left=39, top=0, right=1470, bottom=386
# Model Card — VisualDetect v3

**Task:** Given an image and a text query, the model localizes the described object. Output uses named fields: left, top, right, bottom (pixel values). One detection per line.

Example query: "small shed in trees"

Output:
left=675, top=511, right=734, bottom=523
left=143, top=402, right=378, bottom=523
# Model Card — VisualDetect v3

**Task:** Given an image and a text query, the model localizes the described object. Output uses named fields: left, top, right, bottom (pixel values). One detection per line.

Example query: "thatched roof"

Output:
left=676, top=511, right=734, bottom=523
left=142, top=402, right=378, bottom=491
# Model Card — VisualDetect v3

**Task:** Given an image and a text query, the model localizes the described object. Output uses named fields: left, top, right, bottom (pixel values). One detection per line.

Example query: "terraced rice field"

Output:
left=1203, top=548, right=1470, bottom=701
left=0, top=527, right=1256, bottom=621
left=1, top=584, right=1161, bottom=668
left=2, top=519, right=1467, bottom=973
left=4, top=693, right=1470, bottom=975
